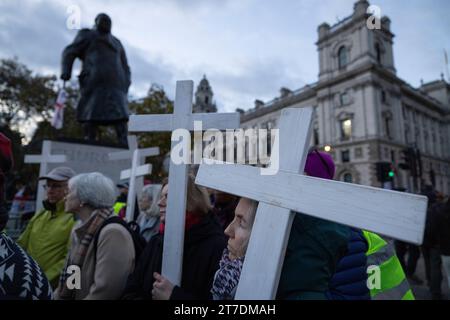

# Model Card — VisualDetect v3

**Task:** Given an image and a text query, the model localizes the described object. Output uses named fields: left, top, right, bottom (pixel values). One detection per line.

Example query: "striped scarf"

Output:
left=211, top=248, right=244, bottom=300
left=58, top=208, right=112, bottom=300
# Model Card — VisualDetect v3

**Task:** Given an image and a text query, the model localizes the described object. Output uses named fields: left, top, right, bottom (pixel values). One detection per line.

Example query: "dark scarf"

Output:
left=211, top=248, right=244, bottom=300
left=58, top=208, right=112, bottom=300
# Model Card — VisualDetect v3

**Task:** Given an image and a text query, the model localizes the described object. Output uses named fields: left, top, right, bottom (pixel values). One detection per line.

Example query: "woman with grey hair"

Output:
left=55, top=172, right=135, bottom=300
left=136, top=184, right=161, bottom=242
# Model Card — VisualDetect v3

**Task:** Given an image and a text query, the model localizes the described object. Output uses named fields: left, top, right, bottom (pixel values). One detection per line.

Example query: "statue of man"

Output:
left=61, top=13, right=131, bottom=147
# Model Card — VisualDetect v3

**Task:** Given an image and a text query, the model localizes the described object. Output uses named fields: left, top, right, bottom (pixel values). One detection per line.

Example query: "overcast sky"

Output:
left=1, top=0, right=449, bottom=114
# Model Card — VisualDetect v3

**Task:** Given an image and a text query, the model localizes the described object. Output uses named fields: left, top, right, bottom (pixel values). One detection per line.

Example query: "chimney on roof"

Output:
left=254, top=99, right=264, bottom=109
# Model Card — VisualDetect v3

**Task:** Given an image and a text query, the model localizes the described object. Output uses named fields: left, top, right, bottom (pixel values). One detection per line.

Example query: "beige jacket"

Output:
left=57, top=216, right=135, bottom=300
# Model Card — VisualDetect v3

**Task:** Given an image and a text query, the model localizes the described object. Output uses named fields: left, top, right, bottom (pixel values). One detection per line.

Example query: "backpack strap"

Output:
left=93, top=216, right=131, bottom=261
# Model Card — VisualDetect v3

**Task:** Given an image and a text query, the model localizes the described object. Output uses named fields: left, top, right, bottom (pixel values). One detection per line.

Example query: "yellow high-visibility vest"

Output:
left=363, top=231, right=415, bottom=300
left=113, top=202, right=126, bottom=215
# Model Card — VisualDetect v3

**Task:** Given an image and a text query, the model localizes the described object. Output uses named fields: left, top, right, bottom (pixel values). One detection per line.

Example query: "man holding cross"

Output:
left=17, top=166, right=76, bottom=288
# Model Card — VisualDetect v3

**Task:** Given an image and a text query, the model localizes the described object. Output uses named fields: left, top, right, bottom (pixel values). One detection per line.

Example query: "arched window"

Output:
left=343, top=173, right=353, bottom=183
left=205, top=96, right=209, bottom=104
left=338, top=46, right=348, bottom=69
left=375, top=43, right=382, bottom=63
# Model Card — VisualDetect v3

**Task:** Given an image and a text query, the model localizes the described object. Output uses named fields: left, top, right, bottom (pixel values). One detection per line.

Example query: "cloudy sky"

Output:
left=1, top=0, right=449, bottom=114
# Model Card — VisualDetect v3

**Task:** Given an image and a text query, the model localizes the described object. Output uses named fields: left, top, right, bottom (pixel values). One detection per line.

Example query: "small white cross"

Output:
left=24, top=141, right=67, bottom=212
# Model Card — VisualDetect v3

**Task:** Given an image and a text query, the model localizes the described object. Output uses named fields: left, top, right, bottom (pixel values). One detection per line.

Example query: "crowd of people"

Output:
left=1, top=132, right=449, bottom=300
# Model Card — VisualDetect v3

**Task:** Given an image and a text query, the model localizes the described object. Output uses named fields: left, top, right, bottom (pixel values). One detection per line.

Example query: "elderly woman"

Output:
left=55, top=172, right=135, bottom=300
left=122, top=174, right=226, bottom=300
left=211, top=150, right=351, bottom=300
left=136, top=184, right=161, bottom=242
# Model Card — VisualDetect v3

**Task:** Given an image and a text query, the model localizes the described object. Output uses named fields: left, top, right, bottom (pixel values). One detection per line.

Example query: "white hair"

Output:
left=140, top=184, right=161, bottom=203
left=69, top=172, right=116, bottom=209
left=140, top=184, right=162, bottom=217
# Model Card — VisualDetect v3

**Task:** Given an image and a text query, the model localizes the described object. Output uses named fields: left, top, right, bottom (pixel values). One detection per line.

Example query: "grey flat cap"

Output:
left=39, top=167, right=76, bottom=181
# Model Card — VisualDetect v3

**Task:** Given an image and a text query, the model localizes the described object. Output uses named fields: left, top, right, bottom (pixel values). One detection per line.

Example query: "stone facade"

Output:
left=240, top=0, right=450, bottom=194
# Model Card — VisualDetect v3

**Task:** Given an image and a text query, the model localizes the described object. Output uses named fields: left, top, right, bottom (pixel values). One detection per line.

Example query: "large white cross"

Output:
left=195, top=107, right=428, bottom=299
left=128, top=80, right=240, bottom=286
left=24, top=140, right=67, bottom=212
left=119, top=146, right=160, bottom=222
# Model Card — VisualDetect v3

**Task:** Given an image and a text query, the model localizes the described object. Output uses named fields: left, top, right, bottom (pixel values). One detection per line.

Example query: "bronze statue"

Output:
left=61, top=13, right=131, bottom=146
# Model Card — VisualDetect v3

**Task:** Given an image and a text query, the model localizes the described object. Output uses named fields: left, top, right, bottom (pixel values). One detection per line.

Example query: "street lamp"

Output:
left=324, top=145, right=332, bottom=152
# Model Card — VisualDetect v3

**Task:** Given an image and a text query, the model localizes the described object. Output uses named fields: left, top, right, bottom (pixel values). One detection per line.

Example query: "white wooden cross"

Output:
left=24, top=140, right=67, bottom=212
left=195, top=107, right=428, bottom=300
left=128, top=80, right=240, bottom=286
left=109, top=136, right=144, bottom=198
left=119, top=146, right=160, bottom=222
left=109, top=135, right=160, bottom=221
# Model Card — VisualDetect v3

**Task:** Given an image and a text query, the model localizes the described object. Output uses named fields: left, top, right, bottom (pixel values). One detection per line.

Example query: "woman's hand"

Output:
left=152, top=272, right=174, bottom=300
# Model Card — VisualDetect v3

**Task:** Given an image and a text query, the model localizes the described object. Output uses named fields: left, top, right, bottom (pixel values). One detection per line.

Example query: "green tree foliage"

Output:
left=129, top=84, right=173, bottom=182
left=0, top=58, right=56, bottom=128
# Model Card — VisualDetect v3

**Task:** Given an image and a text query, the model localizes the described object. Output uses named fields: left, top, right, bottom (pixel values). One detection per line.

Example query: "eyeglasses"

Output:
left=43, top=184, right=67, bottom=190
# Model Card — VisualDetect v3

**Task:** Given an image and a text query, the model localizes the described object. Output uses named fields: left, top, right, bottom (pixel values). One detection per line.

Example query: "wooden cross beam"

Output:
left=24, top=140, right=67, bottom=212
left=128, top=80, right=240, bottom=286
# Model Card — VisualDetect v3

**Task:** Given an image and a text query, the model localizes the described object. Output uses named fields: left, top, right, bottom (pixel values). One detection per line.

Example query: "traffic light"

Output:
left=399, top=147, right=418, bottom=177
left=399, top=148, right=411, bottom=170
left=376, top=162, right=394, bottom=182
left=388, top=167, right=395, bottom=178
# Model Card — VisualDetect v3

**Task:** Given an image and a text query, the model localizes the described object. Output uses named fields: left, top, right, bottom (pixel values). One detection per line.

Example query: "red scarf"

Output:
left=159, top=211, right=202, bottom=234
left=0, top=133, right=13, bottom=174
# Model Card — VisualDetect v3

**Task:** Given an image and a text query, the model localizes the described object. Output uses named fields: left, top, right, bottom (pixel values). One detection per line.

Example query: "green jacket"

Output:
left=277, top=213, right=350, bottom=300
left=17, top=200, right=75, bottom=289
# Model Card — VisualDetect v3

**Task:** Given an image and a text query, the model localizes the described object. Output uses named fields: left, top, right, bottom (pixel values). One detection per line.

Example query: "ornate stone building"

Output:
left=240, top=0, right=450, bottom=193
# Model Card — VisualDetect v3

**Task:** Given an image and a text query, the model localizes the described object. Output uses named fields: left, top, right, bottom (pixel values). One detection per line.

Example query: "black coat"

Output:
left=122, top=213, right=226, bottom=300
left=61, top=28, right=131, bottom=123
left=426, top=201, right=450, bottom=255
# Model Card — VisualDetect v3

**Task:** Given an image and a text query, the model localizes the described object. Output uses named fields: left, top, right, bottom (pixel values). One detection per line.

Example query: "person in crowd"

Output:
left=1, top=132, right=53, bottom=300
left=55, top=172, right=135, bottom=300
left=0, top=132, right=13, bottom=228
left=17, top=166, right=76, bottom=289
left=113, top=182, right=128, bottom=215
left=122, top=174, right=226, bottom=300
left=114, top=182, right=139, bottom=220
left=136, top=184, right=161, bottom=242
left=423, top=186, right=447, bottom=300
left=421, top=185, right=440, bottom=299
left=329, top=229, right=414, bottom=300
left=211, top=149, right=412, bottom=300
left=432, top=196, right=450, bottom=293
left=211, top=190, right=239, bottom=231
left=211, top=150, right=350, bottom=300
left=210, top=197, right=256, bottom=300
